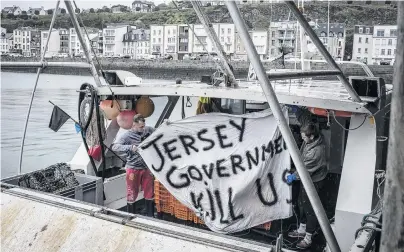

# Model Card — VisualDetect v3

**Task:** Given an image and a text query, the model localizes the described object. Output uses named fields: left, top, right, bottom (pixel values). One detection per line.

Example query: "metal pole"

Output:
left=64, top=0, right=103, bottom=87
left=18, top=1, right=60, bottom=175
left=380, top=2, right=404, bottom=252
left=225, top=2, right=341, bottom=252
left=284, top=1, right=362, bottom=103
left=190, top=0, right=238, bottom=88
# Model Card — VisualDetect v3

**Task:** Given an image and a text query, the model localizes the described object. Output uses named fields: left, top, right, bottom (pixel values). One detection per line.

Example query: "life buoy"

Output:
left=307, top=107, right=352, bottom=118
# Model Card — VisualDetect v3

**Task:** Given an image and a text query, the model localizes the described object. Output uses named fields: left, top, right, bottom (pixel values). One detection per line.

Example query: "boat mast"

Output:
left=18, top=1, right=61, bottom=175
left=225, top=1, right=341, bottom=252
left=64, top=0, right=103, bottom=87
left=380, top=2, right=404, bottom=251
left=190, top=0, right=238, bottom=88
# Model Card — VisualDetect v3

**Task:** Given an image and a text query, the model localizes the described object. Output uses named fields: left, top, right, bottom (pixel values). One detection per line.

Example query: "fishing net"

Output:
left=80, top=96, right=106, bottom=147
left=18, top=163, right=79, bottom=194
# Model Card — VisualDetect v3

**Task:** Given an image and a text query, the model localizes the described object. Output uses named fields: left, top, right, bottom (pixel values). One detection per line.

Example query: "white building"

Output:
left=69, top=28, right=99, bottom=57
left=163, top=25, right=178, bottom=58
left=123, top=28, right=150, bottom=59
left=27, top=7, right=47, bottom=16
left=190, top=23, right=236, bottom=56
left=235, top=30, right=268, bottom=60
left=132, top=1, right=155, bottom=13
left=352, top=25, right=373, bottom=64
left=1, top=27, right=10, bottom=54
left=372, top=25, right=397, bottom=65
left=2, top=6, right=22, bottom=16
left=103, top=25, right=135, bottom=57
left=268, top=21, right=298, bottom=59
left=13, top=27, right=34, bottom=56
left=41, top=29, right=60, bottom=57
left=150, top=25, right=164, bottom=56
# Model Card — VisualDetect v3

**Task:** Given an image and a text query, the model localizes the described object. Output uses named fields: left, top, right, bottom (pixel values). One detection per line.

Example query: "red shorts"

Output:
left=126, top=168, right=154, bottom=202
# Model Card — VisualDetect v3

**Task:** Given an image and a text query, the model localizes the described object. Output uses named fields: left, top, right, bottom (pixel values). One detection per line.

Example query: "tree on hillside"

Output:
left=154, top=6, right=160, bottom=11
left=47, top=9, right=53, bottom=15
left=157, top=3, right=168, bottom=10
left=32, top=15, right=39, bottom=20
left=75, top=8, right=80, bottom=14
left=61, top=8, right=66, bottom=14
left=34, top=10, right=40, bottom=15
left=104, top=8, right=110, bottom=13
left=90, top=8, right=95, bottom=13
left=96, top=9, right=103, bottom=13
left=206, top=3, right=212, bottom=7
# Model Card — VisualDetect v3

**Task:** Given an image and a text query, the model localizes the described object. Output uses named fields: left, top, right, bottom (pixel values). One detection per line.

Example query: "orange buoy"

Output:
left=100, top=100, right=120, bottom=120
left=307, top=107, right=352, bottom=118
left=117, top=110, right=137, bottom=129
left=135, top=96, right=155, bottom=118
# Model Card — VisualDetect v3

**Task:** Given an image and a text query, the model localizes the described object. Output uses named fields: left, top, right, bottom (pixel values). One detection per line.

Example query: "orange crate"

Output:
left=173, top=197, right=192, bottom=221
left=154, top=180, right=173, bottom=215
left=193, top=214, right=205, bottom=225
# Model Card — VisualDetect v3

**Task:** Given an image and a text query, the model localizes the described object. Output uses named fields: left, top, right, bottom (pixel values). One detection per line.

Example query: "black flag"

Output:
left=49, top=106, right=70, bottom=132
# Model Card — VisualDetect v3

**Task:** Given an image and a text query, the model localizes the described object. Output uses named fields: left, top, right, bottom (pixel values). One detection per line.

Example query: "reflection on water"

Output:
left=1, top=72, right=96, bottom=178
left=1, top=72, right=172, bottom=179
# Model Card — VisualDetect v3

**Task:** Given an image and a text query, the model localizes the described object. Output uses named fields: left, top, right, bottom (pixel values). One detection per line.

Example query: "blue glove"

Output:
left=287, top=105, right=300, bottom=113
left=286, top=173, right=297, bottom=184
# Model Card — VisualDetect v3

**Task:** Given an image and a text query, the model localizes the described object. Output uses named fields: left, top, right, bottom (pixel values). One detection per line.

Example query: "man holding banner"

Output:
left=112, top=114, right=155, bottom=216
left=286, top=107, right=328, bottom=249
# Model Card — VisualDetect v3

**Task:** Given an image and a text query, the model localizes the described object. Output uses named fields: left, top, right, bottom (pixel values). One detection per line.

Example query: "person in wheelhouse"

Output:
left=286, top=106, right=328, bottom=250
left=112, top=114, right=155, bottom=217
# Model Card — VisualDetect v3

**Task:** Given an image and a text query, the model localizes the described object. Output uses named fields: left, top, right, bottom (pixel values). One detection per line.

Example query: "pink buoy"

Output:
left=117, top=110, right=137, bottom=129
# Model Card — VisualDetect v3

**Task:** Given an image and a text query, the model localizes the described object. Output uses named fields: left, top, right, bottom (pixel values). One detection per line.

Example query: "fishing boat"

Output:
left=1, top=1, right=396, bottom=252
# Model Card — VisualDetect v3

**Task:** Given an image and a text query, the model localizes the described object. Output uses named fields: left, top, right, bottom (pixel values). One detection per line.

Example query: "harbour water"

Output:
left=0, top=72, right=169, bottom=179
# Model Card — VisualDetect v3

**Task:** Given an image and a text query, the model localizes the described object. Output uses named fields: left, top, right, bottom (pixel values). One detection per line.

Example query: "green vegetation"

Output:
left=0, top=2, right=397, bottom=58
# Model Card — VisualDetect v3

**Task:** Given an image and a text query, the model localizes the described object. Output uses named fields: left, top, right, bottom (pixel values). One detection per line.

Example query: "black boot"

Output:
left=127, top=202, right=135, bottom=214
left=145, top=200, right=154, bottom=217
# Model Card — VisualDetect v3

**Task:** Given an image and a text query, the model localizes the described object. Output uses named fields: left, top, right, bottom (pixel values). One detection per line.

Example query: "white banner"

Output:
left=138, top=109, right=292, bottom=233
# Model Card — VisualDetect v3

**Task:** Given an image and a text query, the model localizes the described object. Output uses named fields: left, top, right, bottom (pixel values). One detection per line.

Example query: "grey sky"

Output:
left=1, top=1, right=168, bottom=10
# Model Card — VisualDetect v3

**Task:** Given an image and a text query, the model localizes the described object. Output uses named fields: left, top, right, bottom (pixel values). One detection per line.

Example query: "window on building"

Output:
left=153, top=30, right=156, bottom=35
left=123, top=48, right=126, bottom=54
left=365, top=37, right=369, bottom=43
left=387, top=49, right=391, bottom=55
left=158, top=38, right=161, bottom=43
left=228, top=28, right=231, bottom=34
left=338, top=41, right=342, bottom=47
left=221, top=37, right=224, bottom=42
left=388, top=39, right=392, bottom=45
left=376, top=39, right=380, bottom=45
left=358, top=48, right=361, bottom=53
left=381, top=49, right=385, bottom=55
left=394, top=49, right=397, bottom=55
left=271, top=31, right=275, bottom=37
left=376, top=29, right=385, bottom=37
left=366, top=28, right=370, bottom=34
left=272, top=40, right=275, bottom=46
left=168, top=29, right=170, bottom=35
left=390, top=29, right=397, bottom=37
left=359, top=27, right=363, bottom=33
left=159, top=30, right=161, bottom=35
left=221, top=28, right=225, bottom=34
left=382, top=39, right=386, bottom=45
left=376, top=49, right=379, bottom=55
left=359, top=37, right=362, bottom=43
left=365, top=48, right=368, bottom=54
left=320, top=32, right=326, bottom=37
